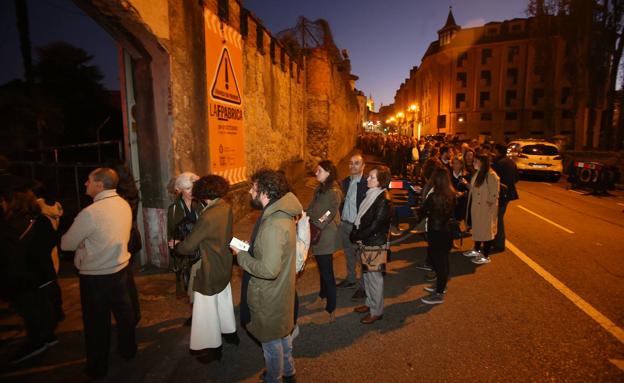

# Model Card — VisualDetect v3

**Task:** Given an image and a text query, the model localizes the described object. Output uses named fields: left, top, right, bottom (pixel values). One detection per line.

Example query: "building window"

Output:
left=532, top=88, right=544, bottom=106
left=511, top=23, right=523, bottom=33
left=505, top=90, right=517, bottom=107
left=481, top=70, right=491, bottom=87
left=507, top=68, right=518, bottom=85
left=457, top=52, right=468, bottom=67
left=437, top=115, right=447, bottom=130
left=561, top=86, right=572, bottom=104
left=507, top=46, right=519, bottom=63
left=481, top=48, right=492, bottom=65
left=481, top=112, right=492, bottom=121
left=457, top=72, right=467, bottom=87
left=479, top=91, right=490, bottom=108
left=218, top=0, right=229, bottom=22
left=240, top=8, right=249, bottom=37
left=505, top=112, right=518, bottom=120
left=562, top=109, right=574, bottom=119
left=532, top=111, right=545, bottom=119
left=456, top=113, right=467, bottom=123
left=256, top=24, right=264, bottom=52
left=455, top=93, right=466, bottom=108
left=487, top=27, right=498, bottom=36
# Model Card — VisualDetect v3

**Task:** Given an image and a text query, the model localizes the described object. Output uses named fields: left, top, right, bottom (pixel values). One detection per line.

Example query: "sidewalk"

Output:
left=0, top=151, right=379, bottom=382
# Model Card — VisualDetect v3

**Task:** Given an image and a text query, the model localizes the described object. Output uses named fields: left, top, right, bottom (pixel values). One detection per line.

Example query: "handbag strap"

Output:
left=19, top=219, right=35, bottom=240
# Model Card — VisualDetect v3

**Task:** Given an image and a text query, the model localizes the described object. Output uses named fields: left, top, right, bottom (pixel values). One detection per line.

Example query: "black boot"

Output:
left=193, top=346, right=222, bottom=364
left=223, top=332, right=240, bottom=346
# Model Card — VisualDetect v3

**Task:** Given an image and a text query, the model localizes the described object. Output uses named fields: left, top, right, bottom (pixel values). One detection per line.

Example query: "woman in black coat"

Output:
left=350, top=166, right=392, bottom=324
left=418, top=167, right=456, bottom=305
left=1, top=189, right=59, bottom=364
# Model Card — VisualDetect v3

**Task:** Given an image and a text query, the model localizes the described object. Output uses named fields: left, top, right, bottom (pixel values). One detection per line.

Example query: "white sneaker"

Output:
left=423, top=285, right=447, bottom=294
left=472, top=256, right=491, bottom=265
left=463, top=250, right=481, bottom=258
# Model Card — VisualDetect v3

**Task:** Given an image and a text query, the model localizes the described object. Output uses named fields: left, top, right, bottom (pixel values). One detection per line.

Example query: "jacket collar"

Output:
left=93, top=189, right=119, bottom=202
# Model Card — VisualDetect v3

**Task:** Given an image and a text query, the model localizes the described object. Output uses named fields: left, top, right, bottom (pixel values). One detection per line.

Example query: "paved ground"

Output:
left=1, top=154, right=623, bottom=382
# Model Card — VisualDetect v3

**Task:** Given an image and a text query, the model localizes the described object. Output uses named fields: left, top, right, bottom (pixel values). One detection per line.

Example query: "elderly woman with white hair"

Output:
left=167, top=172, right=203, bottom=325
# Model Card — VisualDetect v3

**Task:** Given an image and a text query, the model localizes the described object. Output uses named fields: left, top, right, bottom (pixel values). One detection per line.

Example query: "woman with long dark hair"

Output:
left=307, top=160, right=343, bottom=323
left=464, top=154, right=500, bottom=265
left=418, top=167, right=456, bottom=305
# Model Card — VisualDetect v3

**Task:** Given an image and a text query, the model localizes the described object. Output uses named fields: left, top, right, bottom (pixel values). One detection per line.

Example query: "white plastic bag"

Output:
left=296, top=212, right=311, bottom=273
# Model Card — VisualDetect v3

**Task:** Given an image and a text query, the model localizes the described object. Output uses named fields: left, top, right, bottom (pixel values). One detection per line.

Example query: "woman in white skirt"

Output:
left=176, top=175, right=237, bottom=363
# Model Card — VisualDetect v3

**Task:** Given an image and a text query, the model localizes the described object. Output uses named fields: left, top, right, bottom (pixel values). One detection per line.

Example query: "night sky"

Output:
left=1, top=0, right=529, bottom=109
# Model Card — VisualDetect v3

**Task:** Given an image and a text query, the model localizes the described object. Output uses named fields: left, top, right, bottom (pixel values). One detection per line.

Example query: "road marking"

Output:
left=543, top=182, right=552, bottom=186
left=516, top=205, right=575, bottom=234
left=569, top=189, right=584, bottom=194
left=617, top=202, right=624, bottom=207
left=609, top=359, right=624, bottom=373
left=506, top=240, right=624, bottom=345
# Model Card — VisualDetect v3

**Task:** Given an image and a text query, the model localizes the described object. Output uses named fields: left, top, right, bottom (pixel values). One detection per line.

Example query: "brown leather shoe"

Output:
left=360, top=314, right=383, bottom=324
left=353, top=305, right=370, bottom=313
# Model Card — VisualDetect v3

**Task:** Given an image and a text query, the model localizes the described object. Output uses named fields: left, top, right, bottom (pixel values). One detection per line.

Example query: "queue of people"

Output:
left=360, top=133, right=520, bottom=306
left=1, top=133, right=517, bottom=382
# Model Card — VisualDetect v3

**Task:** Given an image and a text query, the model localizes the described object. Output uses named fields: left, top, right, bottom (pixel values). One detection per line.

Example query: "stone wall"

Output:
left=306, top=48, right=360, bottom=166
left=81, top=0, right=360, bottom=266
left=241, top=9, right=307, bottom=175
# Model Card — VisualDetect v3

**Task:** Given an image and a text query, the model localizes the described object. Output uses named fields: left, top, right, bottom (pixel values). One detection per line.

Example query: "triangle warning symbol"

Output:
left=211, top=48, right=242, bottom=105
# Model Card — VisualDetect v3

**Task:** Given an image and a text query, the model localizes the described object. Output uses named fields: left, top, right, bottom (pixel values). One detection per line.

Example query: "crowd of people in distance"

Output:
left=357, top=132, right=520, bottom=303
left=1, top=130, right=519, bottom=382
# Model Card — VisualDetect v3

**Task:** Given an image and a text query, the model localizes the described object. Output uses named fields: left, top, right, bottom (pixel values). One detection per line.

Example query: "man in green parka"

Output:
left=231, top=169, right=302, bottom=383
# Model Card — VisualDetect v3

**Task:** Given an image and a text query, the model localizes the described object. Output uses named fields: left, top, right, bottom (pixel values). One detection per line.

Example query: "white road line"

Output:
left=617, top=203, right=624, bottom=207
left=516, top=205, right=575, bottom=234
left=569, top=189, right=584, bottom=194
left=543, top=183, right=552, bottom=186
left=506, top=240, right=624, bottom=345
left=609, top=359, right=624, bottom=373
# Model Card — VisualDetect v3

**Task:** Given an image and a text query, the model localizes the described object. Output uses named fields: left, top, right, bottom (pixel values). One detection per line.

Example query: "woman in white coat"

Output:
left=464, top=154, right=500, bottom=265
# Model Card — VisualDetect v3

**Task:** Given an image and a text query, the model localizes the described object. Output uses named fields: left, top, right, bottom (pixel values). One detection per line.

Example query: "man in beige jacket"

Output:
left=61, top=167, right=137, bottom=379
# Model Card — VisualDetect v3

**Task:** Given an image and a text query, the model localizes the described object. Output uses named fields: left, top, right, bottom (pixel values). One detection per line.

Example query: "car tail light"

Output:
left=553, top=155, right=562, bottom=160
left=517, top=154, right=528, bottom=158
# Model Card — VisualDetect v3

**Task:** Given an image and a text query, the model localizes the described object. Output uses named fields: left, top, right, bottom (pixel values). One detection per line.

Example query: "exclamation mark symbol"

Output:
left=225, top=58, right=229, bottom=90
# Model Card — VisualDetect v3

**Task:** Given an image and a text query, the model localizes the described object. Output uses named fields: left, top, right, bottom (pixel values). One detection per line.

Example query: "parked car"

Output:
left=506, top=139, right=563, bottom=181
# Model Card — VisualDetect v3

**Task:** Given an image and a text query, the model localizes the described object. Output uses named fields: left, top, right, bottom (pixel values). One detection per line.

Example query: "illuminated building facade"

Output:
left=393, top=9, right=578, bottom=144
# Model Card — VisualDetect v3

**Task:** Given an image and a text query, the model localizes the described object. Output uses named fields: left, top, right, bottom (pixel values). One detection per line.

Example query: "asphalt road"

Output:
left=1, top=169, right=623, bottom=382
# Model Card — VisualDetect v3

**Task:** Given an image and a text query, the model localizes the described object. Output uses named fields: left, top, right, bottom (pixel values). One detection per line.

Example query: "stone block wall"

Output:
left=241, top=11, right=307, bottom=175
left=306, top=48, right=360, bottom=166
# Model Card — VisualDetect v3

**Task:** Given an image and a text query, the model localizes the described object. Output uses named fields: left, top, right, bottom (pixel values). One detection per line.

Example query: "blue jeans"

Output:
left=261, top=333, right=295, bottom=383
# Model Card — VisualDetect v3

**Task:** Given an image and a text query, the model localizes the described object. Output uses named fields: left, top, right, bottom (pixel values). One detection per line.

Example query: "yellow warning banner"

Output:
left=204, top=9, right=246, bottom=184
